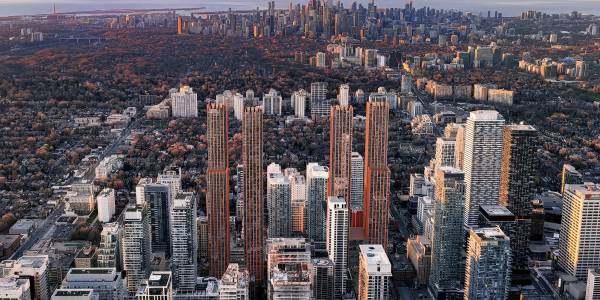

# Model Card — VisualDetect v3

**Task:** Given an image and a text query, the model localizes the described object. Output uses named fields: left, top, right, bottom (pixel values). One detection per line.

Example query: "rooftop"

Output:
left=468, top=110, right=504, bottom=121
left=148, top=272, right=171, bottom=287
left=473, top=227, right=510, bottom=241
left=359, top=244, right=391, bottom=266
left=53, top=289, right=93, bottom=297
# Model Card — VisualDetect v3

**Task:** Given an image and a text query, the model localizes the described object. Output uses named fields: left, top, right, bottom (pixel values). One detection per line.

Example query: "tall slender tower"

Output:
left=428, top=167, right=465, bottom=297
left=464, top=227, right=512, bottom=300
left=122, top=204, right=152, bottom=295
left=306, top=163, right=329, bottom=245
left=266, top=163, right=291, bottom=238
left=206, top=103, right=230, bottom=277
left=243, top=106, right=264, bottom=284
left=327, top=196, right=349, bottom=299
left=363, top=100, right=390, bottom=247
left=328, top=104, right=353, bottom=205
left=463, top=110, right=505, bottom=227
left=170, top=193, right=197, bottom=292
left=499, top=124, right=537, bottom=277
left=558, top=183, right=600, bottom=280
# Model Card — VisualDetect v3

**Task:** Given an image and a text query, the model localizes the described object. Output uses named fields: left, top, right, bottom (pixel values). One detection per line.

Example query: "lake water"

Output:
left=1, top=0, right=599, bottom=17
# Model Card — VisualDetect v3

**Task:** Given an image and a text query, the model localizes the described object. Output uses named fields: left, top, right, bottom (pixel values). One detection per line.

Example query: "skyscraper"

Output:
left=358, top=245, right=391, bottom=300
left=98, top=223, right=120, bottom=269
left=136, top=271, right=173, bottom=300
left=499, top=124, right=537, bottom=276
left=3, top=256, right=49, bottom=300
left=287, top=169, right=306, bottom=235
left=327, top=196, right=349, bottom=299
left=558, top=183, right=600, bottom=280
left=96, top=188, right=115, bottom=223
left=266, top=238, right=312, bottom=300
left=262, top=88, right=282, bottom=116
left=242, top=106, right=264, bottom=284
left=122, top=204, right=152, bottom=294
left=206, top=102, right=230, bottom=277
left=463, top=110, right=505, bottom=227
left=266, top=163, right=291, bottom=238
left=170, top=192, right=197, bottom=292
left=561, top=164, right=583, bottom=194
left=464, top=227, right=512, bottom=300
left=350, top=152, right=364, bottom=209
left=434, top=136, right=456, bottom=169
left=586, top=269, right=600, bottom=300
left=292, top=89, right=307, bottom=118
left=310, top=82, right=329, bottom=118
left=312, top=258, right=334, bottom=300
left=171, top=85, right=198, bottom=118
left=363, top=100, right=390, bottom=247
left=328, top=104, right=353, bottom=205
left=219, top=263, right=249, bottom=300
left=338, top=84, right=350, bottom=106
left=136, top=179, right=170, bottom=254
left=429, top=167, right=465, bottom=297
left=305, top=163, right=329, bottom=245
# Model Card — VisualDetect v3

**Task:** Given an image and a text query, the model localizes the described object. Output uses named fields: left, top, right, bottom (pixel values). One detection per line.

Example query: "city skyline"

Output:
left=3, top=0, right=600, bottom=17
left=1, top=0, right=600, bottom=298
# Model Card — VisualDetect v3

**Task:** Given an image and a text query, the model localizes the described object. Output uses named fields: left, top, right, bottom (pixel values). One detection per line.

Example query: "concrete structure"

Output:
left=169, top=193, right=197, bottom=292
left=96, top=188, right=115, bottom=223
left=242, top=106, right=264, bottom=284
left=171, top=85, right=198, bottom=118
left=337, top=84, right=350, bottom=106
left=66, top=183, right=95, bottom=216
left=287, top=170, right=306, bottom=235
left=326, top=196, right=348, bottom=299
left=586, top=269, right=600, bottom=300
left=61, top=268, right=124, bottom=300
left=266, top=239, right=312, bottom=300
left=156, top=169, right=182, bottom=201
left=305, top=163, right=329, bottom=245
left=434, top=137, right=456, bottom=169
left=51, top=289, right=95, bottom=300
left=0, top=276, right=31, bottom=300
left=311, top=258, right=334, bottom=300
left=561, top=164, right=583, bottom=194
left=358, top=245, right=391, bottom=300
left=364, top=100, right=390, bottom=248
left=218, top=264, right=249, bottom=300
left=406, top=235, right=432, bottom=287
left=266, top=163, right=291, bottom=238
left=135, top=272, right=172, bottom=300
left=97, top=223, right=119, bottom=269
left=310, top=82, right=329, bottom=118
left=262, top=89, right=283, bottom=116
left=350, top=152, right=364, bottom=210
left=428, top=167, right=465, bottom=297
left=122, top=205, right=152, bottom=294
left=291, top=89, right=307, bottom=118
left=206, top=103, right=230, bottom=277
left=558, top=183, right=600, bottom=280
left=4, top=255, right=50, bottom=300
left=464, top=227, right=511, bottom=300
left=463, top=110, right=505, bottom=227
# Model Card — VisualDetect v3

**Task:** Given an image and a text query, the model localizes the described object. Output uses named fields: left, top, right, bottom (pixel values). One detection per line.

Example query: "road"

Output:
left=9, top=117, right=142, bottom=259
left=10, top=202, right=65, bottom=259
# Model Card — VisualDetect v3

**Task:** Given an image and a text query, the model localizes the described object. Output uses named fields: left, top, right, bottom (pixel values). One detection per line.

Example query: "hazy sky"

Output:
left=1, top=0, right=600, bottom=17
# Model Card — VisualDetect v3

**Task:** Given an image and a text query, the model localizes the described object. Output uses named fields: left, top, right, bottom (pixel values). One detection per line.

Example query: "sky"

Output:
left=1, top=0, right=600, bottom=17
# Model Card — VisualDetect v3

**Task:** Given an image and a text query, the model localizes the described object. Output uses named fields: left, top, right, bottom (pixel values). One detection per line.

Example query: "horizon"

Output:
left=1, top=0, right=600, bottom=17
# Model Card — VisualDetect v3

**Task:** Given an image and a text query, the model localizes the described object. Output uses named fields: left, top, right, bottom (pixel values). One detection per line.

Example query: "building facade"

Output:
left=206, top=103, right=231, bottom=277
